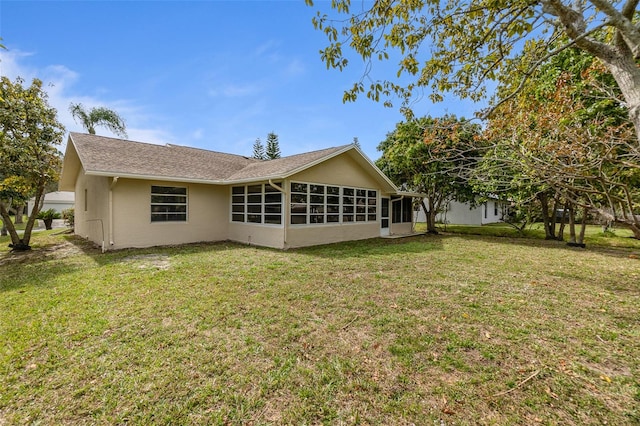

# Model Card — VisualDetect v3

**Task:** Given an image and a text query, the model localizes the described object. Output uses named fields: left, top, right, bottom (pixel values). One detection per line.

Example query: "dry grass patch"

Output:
left=1, top=233, right=639, bottom=425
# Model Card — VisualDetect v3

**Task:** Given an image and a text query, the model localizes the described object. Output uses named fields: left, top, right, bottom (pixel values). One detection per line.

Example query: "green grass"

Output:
left=426, top=222, right=640, bottom=249
left=1, top=232, right=639, bottom=424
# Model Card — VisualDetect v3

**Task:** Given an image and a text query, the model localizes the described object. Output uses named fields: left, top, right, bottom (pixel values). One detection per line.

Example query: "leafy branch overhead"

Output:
left=307, top=0, right=640, bottom=141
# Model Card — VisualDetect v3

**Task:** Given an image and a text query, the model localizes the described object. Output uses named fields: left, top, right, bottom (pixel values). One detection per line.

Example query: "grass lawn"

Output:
left=426, top=222, right=640, bottom=249
left=1, top=231, right=639, bottom=425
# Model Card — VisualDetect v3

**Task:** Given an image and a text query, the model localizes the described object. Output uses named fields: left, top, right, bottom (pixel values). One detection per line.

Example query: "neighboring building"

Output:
left=59, top=133, right=421, bottom=250
left=415, top=199, right=508, bottom=225
left=27, top=191, right=75, bottom=215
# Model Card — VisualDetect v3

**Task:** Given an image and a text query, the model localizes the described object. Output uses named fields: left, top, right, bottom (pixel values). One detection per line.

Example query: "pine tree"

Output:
left=252, top=138, right=266, bottom=160
left=353, top=137, right=361, bottom=148
left=265, top=132, right=281, bottom=159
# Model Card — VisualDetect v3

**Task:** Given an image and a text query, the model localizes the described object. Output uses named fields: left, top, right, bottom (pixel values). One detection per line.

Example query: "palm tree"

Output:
left=69, top=103, right=127, bottom=138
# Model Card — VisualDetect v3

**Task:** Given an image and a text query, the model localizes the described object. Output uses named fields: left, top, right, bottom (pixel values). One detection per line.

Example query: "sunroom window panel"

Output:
left=291, top=183, right=307, bottom=193
left=265, top=204, right=281, bottom=214
left=291, top=194, right=307, bottom=203
left=231, top=184, right=282, bottom=225
left=310, top=185, right=325, bottom=194
left=291, top=215, right=307, bottom=225
left=265, top=193, right=281, bottom=203
left=265, top=215, right=282, bottom=224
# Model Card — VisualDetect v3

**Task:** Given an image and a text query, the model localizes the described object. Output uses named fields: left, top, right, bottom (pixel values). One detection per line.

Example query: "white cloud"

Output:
left=0, top=49, right=169, bottom=143
left=285, top=58, right=305, bottom=77
left=209, top=82, right=263, bottom=98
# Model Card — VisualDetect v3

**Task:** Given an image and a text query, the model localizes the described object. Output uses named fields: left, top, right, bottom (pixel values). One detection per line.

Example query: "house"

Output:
left=59, top=133, right=421, bottom=250
left=27, top=191, right=75, bottom=216
left=415, top=199, right=509, bottom=225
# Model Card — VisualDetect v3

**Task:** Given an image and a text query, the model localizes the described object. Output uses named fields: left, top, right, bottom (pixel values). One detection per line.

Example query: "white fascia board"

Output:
left=84, top=170, right=226, bottom=185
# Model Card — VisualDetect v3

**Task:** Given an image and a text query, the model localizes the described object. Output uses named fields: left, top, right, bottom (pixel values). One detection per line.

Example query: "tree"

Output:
left=252, top=138, right=266, bottom=160
left=308, top=0, right=640, bottom=142
left=265, top=132, right=281, bottom=159
left=0, top=77, right=65, bottom=250
left=69, top=102, right=127, bottom=138
left=483, top=44, right=640, bottom=239
left=376, top=115, right=481, bottom=233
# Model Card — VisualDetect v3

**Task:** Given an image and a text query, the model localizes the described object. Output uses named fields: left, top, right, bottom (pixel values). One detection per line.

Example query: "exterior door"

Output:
left=380, top=197, right=390, bottom=236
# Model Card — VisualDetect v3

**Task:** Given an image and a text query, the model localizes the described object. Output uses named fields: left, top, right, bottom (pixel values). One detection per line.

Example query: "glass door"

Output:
left=380, top=197, right=390, bottom=236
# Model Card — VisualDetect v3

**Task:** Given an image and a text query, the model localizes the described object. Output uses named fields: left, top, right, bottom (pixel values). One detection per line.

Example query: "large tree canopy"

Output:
left=0, top=77, right=65, bottom=250
left=482, top=43, right=640, bottom=239
left=376, top=115, right=481, bottom=233
left=308, top=0, right=640, bottom=141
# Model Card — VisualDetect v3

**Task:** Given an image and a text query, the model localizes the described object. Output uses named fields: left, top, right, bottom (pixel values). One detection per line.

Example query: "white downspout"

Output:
left=268, top=179, right=287, bottom=248
left=109, top=177, right=119, bottom=246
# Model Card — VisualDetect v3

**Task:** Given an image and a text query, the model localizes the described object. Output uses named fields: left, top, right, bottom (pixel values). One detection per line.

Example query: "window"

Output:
left=494, top=202, right=498, bottom=216
left=231, top=183, right=282, bottom=225
left=151, top=186, right=187, bottom=222
left=290, top=182, right=377, bottom=225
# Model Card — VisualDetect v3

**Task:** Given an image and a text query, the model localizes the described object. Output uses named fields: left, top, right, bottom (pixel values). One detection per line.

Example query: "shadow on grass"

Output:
left=294, top=235, right=445, bottom=259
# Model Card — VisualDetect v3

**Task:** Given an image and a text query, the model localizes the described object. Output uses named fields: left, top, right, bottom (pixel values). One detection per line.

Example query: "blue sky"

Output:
left=0, top=0, right=483, bottom=161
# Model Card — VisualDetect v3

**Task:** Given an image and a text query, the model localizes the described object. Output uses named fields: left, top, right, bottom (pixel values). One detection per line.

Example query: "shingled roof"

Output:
left=68, top=133, right=260, bottom=181
left=61, top=133, right=397, bottom=189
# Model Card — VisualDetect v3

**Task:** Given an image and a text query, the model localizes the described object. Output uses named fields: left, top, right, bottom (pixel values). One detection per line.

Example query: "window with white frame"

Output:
left=151, top=186, right=187, bottom=222
left=231, top=183, right=282, bottom=225
left=291, top=182, right=377, bottom=225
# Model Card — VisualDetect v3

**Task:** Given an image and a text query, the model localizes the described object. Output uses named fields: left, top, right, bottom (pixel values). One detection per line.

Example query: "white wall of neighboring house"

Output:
left=27, top=191, right=75, bottom=215
left=415, top=199, right=507, bottom=225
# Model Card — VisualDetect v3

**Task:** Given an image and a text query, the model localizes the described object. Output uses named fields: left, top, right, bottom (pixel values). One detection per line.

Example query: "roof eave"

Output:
left=84, top=170, right=227, bottom=185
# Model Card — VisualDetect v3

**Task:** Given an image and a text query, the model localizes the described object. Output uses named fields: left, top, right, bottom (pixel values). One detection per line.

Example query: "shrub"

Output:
left=62, top=208, right=75, bottom=228
left=37, top=208, right=61, bottom=220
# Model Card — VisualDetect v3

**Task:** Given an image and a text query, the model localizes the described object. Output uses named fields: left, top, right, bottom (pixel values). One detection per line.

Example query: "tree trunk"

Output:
left=578, top=207, right=588, bottom=245
left=0, top=202, right=25, bottom=248
left=567, top=205, right=587, bottom=248
left=628, top=223, right=640, bottom=239
left=568, top=204, right=576, bottom=244
left=538, top=192, right=558, bottom=240
left=421, top=199, right=438, bottom=234
left=557, top=203, right=568, bottom=241
left=602, top=53, right=640, bottom=143
left=14, top=204, right=24, bottom=224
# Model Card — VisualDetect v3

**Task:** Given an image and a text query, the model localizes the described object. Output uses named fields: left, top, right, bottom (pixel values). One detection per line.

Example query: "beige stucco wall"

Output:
left=74, top=171, right=111, bottom=249
left=228, top=222, right=285, bottom=249
left=109, top=179, right=228, bottom=250
left=286, top=222, right=379, bottom=248
left=389, top=222, right=413, bottom=235
left=291, top=153, right=382, bottom=189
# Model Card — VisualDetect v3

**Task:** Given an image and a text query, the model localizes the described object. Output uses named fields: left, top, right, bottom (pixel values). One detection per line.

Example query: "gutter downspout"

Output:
left=268, top=179, right=287, bottom=248
left=109, top=177, right=119, bottom=246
